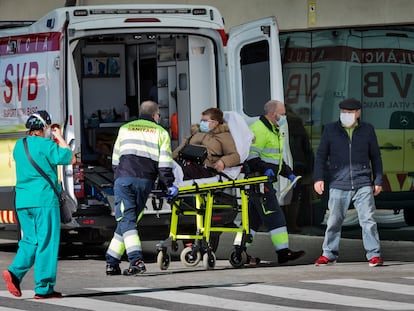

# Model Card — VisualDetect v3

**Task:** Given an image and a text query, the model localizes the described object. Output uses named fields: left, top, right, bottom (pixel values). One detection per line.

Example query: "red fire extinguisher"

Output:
left=171, top=113, right=178, bottom=140
left=73, top=159, right=84, bottom=199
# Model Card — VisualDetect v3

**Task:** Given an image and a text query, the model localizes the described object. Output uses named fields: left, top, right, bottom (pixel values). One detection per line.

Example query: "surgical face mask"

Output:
left=340, top=112, right=356, bottom=127
left=199, top=121, right=211, bottom=133
left=277, top=115, right=287, bottom=127
left=44, top=127, right=52, bottom=139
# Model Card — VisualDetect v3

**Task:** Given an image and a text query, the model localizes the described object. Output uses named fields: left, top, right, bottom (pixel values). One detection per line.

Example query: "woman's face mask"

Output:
left=199, top=121, right=211, bottom=133
left=340, top=112, right=356, bottom=127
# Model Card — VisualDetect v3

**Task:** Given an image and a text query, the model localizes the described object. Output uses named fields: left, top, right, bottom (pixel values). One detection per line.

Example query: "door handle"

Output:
left=380, top=145, right=402, bottom=150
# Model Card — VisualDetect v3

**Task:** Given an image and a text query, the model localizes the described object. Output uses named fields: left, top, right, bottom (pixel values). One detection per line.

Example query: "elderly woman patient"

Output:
left=173, top=108, right=240, bottom=180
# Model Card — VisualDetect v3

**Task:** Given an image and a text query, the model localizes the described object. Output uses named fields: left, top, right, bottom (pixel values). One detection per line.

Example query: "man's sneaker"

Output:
left=106, top=264, right=121, bottom=276
left=368, top=256, right=384, bottom=267
left=2, top=270, right=21, bottom=297
left=314, top=255, right=336, bottom=266
left=34, top=291, right=63, bottom=299
left=123, top=260, right=146, bottom=276
left=277, top=249, right=305, bottom=264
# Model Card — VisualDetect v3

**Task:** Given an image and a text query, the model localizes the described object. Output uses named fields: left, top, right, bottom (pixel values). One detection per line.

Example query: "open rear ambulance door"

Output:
left=227, top=16, right=293, bottom=204
left=227, top=16, right=284, bottom=120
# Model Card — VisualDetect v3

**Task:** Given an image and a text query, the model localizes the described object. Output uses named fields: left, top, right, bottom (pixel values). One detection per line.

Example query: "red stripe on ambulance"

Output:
left=0, top=32, right=61, bottom=56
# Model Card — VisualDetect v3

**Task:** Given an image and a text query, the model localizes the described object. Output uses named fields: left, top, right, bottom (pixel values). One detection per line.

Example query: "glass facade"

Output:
left=279, top=27, right=414, bottom=238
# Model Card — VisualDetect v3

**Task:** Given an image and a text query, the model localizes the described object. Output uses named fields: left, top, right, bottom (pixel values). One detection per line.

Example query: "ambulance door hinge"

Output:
left=68, top=28, right=76, bottom=37
left=54, top=56, right=60, bottom=70
left=261, top=25, right=271, bottom=37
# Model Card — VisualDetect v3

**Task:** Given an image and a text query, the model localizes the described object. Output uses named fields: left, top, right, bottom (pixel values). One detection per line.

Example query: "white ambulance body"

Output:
left=0, top=5, right=283, bottom=243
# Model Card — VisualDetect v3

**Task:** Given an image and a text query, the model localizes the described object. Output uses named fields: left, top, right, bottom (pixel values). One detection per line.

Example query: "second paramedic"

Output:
left=105, top=101, right=177, bottom=276
left=242, top=100, right=305, bottom=264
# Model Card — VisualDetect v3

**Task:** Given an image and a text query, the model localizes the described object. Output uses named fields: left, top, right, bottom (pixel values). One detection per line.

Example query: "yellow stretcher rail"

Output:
left=176, top=175, right=270, bottom=195
left=156, top=175, right=270, bottom=270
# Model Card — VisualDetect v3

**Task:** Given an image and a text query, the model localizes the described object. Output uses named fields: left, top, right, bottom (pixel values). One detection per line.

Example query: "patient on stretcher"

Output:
left=172, top=109, right=253, bottom=187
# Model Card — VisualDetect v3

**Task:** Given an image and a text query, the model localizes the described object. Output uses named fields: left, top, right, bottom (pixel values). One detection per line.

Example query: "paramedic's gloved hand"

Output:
left=264, top=169, right=275, bottom=181
left=288, top=174, right=299, bottom=188
left=166, top=185, right=179, bottom=200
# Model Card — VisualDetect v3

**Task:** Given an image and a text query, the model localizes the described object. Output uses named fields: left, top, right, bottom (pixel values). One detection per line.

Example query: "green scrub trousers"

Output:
left=8, top=205, right=61, bottom=295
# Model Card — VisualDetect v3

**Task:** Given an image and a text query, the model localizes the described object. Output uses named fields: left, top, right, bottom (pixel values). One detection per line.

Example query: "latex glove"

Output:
left=264, top=169, right=275, bottom=177
left=288, top=174, right=298, bottom=188
left=264, top=169, right=275, bottom=182
left=166, top=185, right=179, bottom=200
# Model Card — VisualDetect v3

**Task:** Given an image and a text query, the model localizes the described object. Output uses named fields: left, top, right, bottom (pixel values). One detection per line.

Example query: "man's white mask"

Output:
left=340, top=112, right=355, bottom=127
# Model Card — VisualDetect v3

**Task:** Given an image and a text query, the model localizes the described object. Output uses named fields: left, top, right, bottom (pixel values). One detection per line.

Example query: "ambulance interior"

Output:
left=70, top=32, right=218, bottom=209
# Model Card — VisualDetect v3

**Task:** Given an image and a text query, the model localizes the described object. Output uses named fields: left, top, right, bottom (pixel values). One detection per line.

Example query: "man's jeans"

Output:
left=322, top=186, right=381, bottom=261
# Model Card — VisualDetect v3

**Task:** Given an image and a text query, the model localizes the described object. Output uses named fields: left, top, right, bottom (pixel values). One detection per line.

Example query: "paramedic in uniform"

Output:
left=243, top=100, right=305, bottom=264
left=105, top=101, right=177, bottom=276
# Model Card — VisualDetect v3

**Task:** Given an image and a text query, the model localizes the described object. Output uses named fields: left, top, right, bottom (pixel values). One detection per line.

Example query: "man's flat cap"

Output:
left=339, top=98, right=362, bottom=110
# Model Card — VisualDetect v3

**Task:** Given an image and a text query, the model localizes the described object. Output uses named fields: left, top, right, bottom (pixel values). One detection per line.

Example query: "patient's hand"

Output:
left=213, top=159, right=225, bottom=172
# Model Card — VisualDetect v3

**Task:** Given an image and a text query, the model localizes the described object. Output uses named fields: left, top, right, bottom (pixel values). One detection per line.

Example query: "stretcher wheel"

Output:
left=156, top=250, right=171, bottom=270
left=180, top=246, right=201, bottom=267
left=202, top=252, right=216, bottom=270
left=229, top=250, right=248, bottom=268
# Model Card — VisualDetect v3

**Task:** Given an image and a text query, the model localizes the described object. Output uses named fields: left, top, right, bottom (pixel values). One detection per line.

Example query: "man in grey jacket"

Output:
left=313, top=98, right=384, bottom=267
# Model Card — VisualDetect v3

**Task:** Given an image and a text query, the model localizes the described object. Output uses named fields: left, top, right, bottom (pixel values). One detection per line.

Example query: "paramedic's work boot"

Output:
left=277, top=248, right=305, bottom=264
left=2, top=270, right=21, bottom=297
left=123, top=260, right=146, bottom=276
left=106, top=264, right=121, bottom=276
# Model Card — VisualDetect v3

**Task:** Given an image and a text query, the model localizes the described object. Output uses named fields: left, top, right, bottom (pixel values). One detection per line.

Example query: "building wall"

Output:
left=0, top=0, right=413, bottom=31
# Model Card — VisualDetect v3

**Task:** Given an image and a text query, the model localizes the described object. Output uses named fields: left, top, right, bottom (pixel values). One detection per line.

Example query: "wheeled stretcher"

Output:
left=155, top=175, right=270, bottom=270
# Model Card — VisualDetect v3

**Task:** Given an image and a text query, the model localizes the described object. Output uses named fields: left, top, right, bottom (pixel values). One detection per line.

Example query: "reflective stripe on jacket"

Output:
left=247, top=118, right=283, bottom=173
left=112, top=117, right=174, bottom=187
left=246, top=115, right=295, bottom=179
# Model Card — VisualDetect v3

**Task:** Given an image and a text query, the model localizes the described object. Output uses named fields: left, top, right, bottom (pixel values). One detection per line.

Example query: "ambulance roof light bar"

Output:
left=73, top=8, right=208, bottom=17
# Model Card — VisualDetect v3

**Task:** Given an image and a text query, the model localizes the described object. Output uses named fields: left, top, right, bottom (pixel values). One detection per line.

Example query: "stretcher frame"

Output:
left=156, top=175, right=269, bottom=270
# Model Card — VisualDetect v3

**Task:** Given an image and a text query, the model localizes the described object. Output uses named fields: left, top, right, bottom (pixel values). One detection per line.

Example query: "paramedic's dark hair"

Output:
left=202, top=108, right=224, bottom=124
left=25, top=110, right=52, bottom=131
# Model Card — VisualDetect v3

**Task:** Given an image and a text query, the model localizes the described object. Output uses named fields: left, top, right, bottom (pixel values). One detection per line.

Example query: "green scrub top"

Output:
left=13, top=135, right=73, bottom=209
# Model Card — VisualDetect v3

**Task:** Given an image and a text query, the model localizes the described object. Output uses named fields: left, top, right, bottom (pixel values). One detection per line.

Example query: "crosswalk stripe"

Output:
left=1, top=279, right=413, bottom=311
left=220, top=283, right=414, bottom=310
left=303, top=278, right=414, bottom=296
left=88, top=287, right=325, bottom=311
left=0, top=290, right=35, bottom=299
left=0, top=290, right=166, bottom=311
left=35, top=296, right=167, bottom=311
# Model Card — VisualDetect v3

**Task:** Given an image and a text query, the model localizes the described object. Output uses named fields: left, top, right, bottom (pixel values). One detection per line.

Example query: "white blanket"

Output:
left=173, top=111, right=254, bottom=187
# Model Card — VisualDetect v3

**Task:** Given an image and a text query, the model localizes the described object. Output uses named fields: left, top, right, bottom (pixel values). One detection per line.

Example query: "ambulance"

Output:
left=0, top=4, right=283, bottom=244
left=280, top=27, right=414, bottom=227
